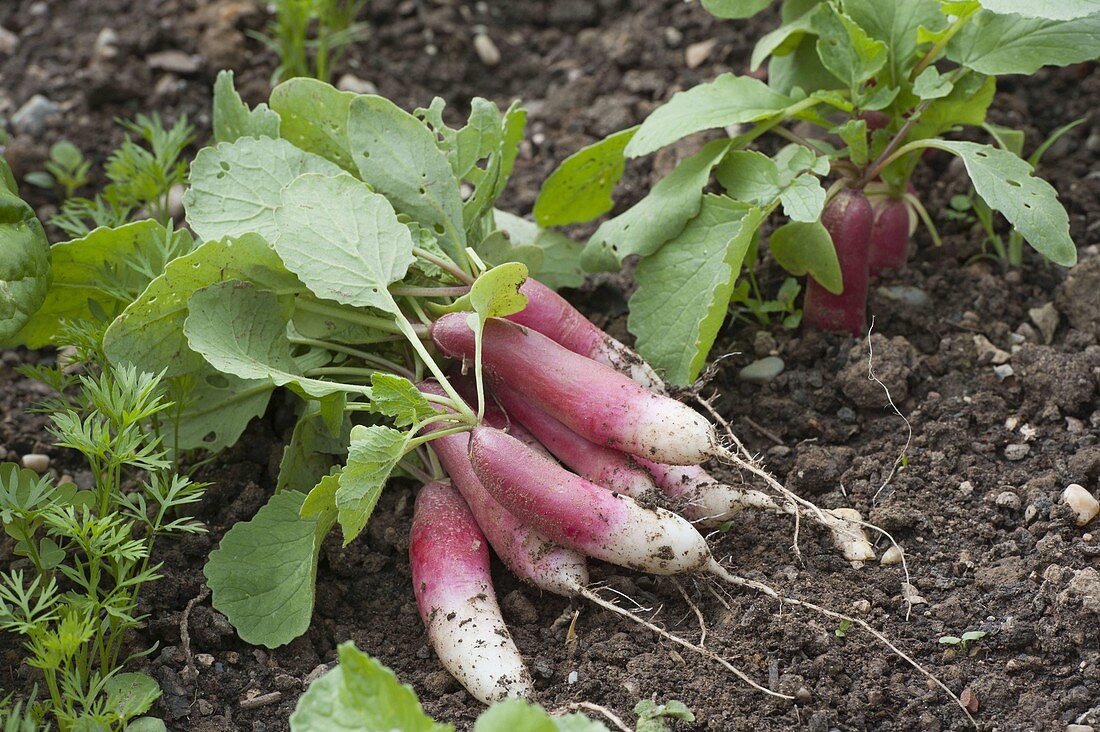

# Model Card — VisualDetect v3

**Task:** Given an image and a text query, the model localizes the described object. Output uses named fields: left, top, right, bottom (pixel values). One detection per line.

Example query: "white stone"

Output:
left=880, top=545, right=904, bottom=565
left=685, top=39, right=716, bottom=69
left=1062, top=484, right=1099, bottom=527
left=336, top=73, right=377, bottom=95
left=1028, top=302, right=1059, bottom=344
left=473, top=33, right=500, bottom=67
left=21, top=454, right=50, bottom=473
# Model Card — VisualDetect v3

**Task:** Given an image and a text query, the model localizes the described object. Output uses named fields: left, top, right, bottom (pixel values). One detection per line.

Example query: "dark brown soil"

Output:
left=2, top=2, right=1099, bottom=731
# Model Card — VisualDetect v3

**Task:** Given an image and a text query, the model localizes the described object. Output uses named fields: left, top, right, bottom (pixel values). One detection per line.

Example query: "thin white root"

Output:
left=575, top=585, right=792, bottom=701
left=672, top=578, right=708, bottom=647
left=554, top=701, right=632, bottom=732
left=705, top=560, right=977, bottom=729
left=865, top=317, right=913, bottom=504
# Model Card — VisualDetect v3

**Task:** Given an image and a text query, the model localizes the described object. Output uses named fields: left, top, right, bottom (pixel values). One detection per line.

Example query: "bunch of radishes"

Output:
left=408, top=278, right=875, bottom=704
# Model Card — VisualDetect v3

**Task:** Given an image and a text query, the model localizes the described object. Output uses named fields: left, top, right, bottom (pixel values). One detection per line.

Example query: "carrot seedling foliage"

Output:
left=534, top=0, right=1096, bottom=380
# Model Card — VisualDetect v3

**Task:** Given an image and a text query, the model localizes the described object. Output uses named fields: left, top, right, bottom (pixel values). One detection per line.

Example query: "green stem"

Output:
left=911, top=11, right=977, bottom=79
left=413, top=247, right=475, bottom=285
left=730, top=96, right=827, bottom=151
left=289, top=336, right=414, bottom=379
left=404, top=424, right=472, bottom=451
left=295, top=299, right=415, bottom=336
left=393, top=314, right=474, bottom=421
left=902, top=191, right=942, bottom=247
left=473, top=324, right=486, bottom=422
left=390, top=285, right=470, bottom=298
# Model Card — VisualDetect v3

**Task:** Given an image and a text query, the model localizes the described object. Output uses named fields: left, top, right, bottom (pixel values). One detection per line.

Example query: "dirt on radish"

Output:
left=1, top=1, right=1099, bottom=731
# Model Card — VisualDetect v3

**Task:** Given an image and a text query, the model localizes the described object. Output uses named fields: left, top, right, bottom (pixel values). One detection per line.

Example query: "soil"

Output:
left=2, top=1, right=1100, bottom=731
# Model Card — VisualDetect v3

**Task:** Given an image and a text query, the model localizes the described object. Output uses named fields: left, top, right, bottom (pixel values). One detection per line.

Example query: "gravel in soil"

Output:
left=2, top=1, right=1100, bottom=730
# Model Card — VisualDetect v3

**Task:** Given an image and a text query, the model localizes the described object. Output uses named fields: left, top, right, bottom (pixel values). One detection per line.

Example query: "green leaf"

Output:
left=626, top=75, right=793, bottom=157
left=269, top=78, right=357, bottom=172
left=780, top=173, right=826, bottom=222
left=0, top=178, right=50, bottom=343
left=769, top=219, right=842, bottom=293
left=15, top=221, right=193, bottom=348
left=168, top=368, right=274, bottom=452
left=984, top=122, right=1025, bottom=156
left=184, top=282, right=349, bottom=398
left=370, top=373, right=436, bottom=428
left=834, top=119, right=869, bottom=165
left=273, top=173, right=415, bottom=315
left=474, top=699, right=556, bottom=732
left=289, top=642, right=450, bottom=732
left=750, top=6, right=822, bottom=71
left=947, top=11, right=1100, bottom=75
left=491, top=211, right=584, bottom=290
left=462, top=102, right=526, bottom=237
left=907, top=73, right=996, bottom=140
left=533, top=127, right=636, bottom=227
left=629, top=197, right=763, bottom=385
left=701, top=0, right=772, bottom=18
left=469, top=262, right=529, bottom=319
left=552, top=715, right=610, bottom=732
left=715, top=150, right=782, bottom=205
left=923, top=140, right=1076, bottom=266
left=183, top=136, right=344, bottom=244
left=475, top=229, right=545, bottom=278
left=300, top=472, right=341, bottom=519
left=347, top=95, right=467, bottom=265
left=635, top=700, right=695, bottom=732
left=585, top=139, right=731, bottom=269
left=204, top=490, right=333, bottom=647
left=212, top=70, right=281, bottom=144
left=768, top=34, right=845, bottom=96
left=441, top=97, right=505, bottom=180
left=912, top=67, right=953, bottom=100
left=961, top=630, right=987, bottom=642
left=125, top=718, right=167, bottom=732
left=812, top=4, right=887, bottom=91
left=336, top=425, right=406, bottom=543
left=278, top=404, right=350, bottom=494
left=976, top=0, right=1100, bottom=19
left=103, top=673, right=160, bottom=721
left=103, top=233, right=304, bottom=377
left=842, top=0, right=947, bottom=87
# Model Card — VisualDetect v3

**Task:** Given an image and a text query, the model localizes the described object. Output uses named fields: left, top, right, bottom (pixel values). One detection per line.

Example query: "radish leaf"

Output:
left=812, top=4, right=887, bottom=92
left=947, top=11, right=1100, bottom=75
left=166, top=369, right=274, bottom=452
left=533, top=127, right=636, bottom=227
left=701, top=0, right=772, bottom=19
left=769, top=219, right=843, bottom=294
left=273, top=173, right=415, bottom=316
left=212, top=70, right=280, bottom=144
left=184, top=282, right=351, bottom=398
left=336, top=425, right=406, bottom=543
left=184, top=136, right=343, bottom=243
left=290, top=642, right=450, bottom=732
left=492, top=211, right=585, bottom=290
left=842, top=0, right=946, bottom=87
left=585, top=139, right=731, bottom=269
left=630, top=197, right=763, bottom=385
left=348, top=95, right=466, bottom=266
left=0, top=175, right=49, bottom=343
left=204, top=490, right=334, bottom=648
left=924, top=140, right=1075, bottom=266
left=14, top=220, right=192, bottom=348
left=474, top=699, right=556, bottom=731
left=626, top=74, right=793, bottom=157
left=270, top=78, right=357, bottom=172
left=370, top=373, right=436, bottom=427
left=976, top=0, right=1100, bottom=20
left=469, top=262, right=529, bottom=319
left=277, top=405, right=350, bottom=494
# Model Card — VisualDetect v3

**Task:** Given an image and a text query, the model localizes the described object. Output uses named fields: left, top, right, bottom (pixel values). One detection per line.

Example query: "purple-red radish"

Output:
left=803, top=188, right=873, bottom=336
left=409, top=480, right=532, bottom=704
left=506, top=279, right=666, bottom=392
left=431, top=313, right=715, bottom=465
left=492, top=382, right=660, bottom=502
left=867, top=196, right=911, bottom=275
left=419, top=382, right=588, bottom=596
left=635, top=457, right=778, bottom=528
left=469, top=425, right=710, bottom=574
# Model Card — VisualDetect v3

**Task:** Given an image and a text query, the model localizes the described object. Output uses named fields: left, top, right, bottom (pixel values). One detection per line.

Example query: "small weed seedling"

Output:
left=24, top=141, right=92, bottom=201
left=252, top=0, right=370, bottom=84
left=939, top=630, right=987, bottom=651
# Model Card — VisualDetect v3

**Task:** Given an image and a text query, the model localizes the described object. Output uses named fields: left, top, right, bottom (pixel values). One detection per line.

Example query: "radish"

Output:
left=635, top=457, right=778, bottom=528
left=449, top=375, right=553, bottom=459
left=431, top=313, right=715, bottom=465
left=506, top=279, right=666, bottom=393
left=468, top=425, right=710, bottom=575
left=867, top=195, right=912, bottom=275
left=418, top=382, right=588, bottom=597
left=803, top=188, right=873, bottom=336
left=409, top=480, right=532, bottom=704
left=492, top=382, right=661, bottom=502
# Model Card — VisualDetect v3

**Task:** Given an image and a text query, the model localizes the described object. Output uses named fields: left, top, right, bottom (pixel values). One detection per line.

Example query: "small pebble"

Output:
left=880, top=545, right=903, bottom=565
left=664, top=26, right=683, bottom=47
left=93, top=28, right=119, bottom=61
left=0, top=26, right=17, bottom=55
left=852, top=599, right=871, bottom=614
left=1028, top=302, right=1059, bottom=345
left=12, top=95, right=60, bottom=137
left=995, top=490, right=1021, bottom=511
left=21, top=454, right=50, bottom=473
left=1066, top=725, right=1095, bottom=732
left=1004, top=443, right=1030, bottom=461
left=197, top=699, right=214, bottom=716
left=958, top=480, right=974, bottom=497
left=195, top=653, right=214, bottom=667
left=167, top=183, right=186, bottom=219
left=1062, top=484, right=1099, bottom=527
left=567, top=670, right=578, bottom=685
left=738, top=356, right=785, bottom=384
left=794, top=686, right=811, bottom=704
left=993, top=364, right=1015, bottom=381
left=473, top=33, right=500, bottom=66
left=685, top=39, right=716, bottom=69
left=336, top=73, right=378, bottom=95
left=146, top=49, right=201, bottom=74
left=878, top=285, right=929, bottom=307
left=973, top=334, right=1010, bottom=365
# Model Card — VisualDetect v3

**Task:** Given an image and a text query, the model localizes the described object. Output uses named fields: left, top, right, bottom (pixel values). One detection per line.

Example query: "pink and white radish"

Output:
left=418, top=382, right=588, bottom=597
left=506, top=279, right=666, bottom=392
left=431, top=313, right=715, bottom=465
left=803, top=188, right=874, bottom=336
left=468, top=425, right=710, bottom=574
left=409, top=480, right=532, bottom=704
left=492, top=382, right=660, bottom=502
left=635, top=458, right=777, bottom=527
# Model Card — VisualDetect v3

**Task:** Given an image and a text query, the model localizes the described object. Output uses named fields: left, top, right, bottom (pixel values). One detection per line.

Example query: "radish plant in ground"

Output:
left=534, top=0, right=1094, bottom=377
left=0, top=74, right=964, bottom=723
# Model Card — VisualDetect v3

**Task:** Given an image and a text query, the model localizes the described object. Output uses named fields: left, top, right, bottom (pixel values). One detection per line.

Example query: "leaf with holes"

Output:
left=0, top=174, right=50, bottom=344
left=213, top=70, right=281, bottom=144
left=924, top=140, right=1075, bottom=266
left=947, top=11, right=1100, bottom=75
left=533, top=127, right=636, bottom=228
left=269, top=78, right=357, bottom=172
